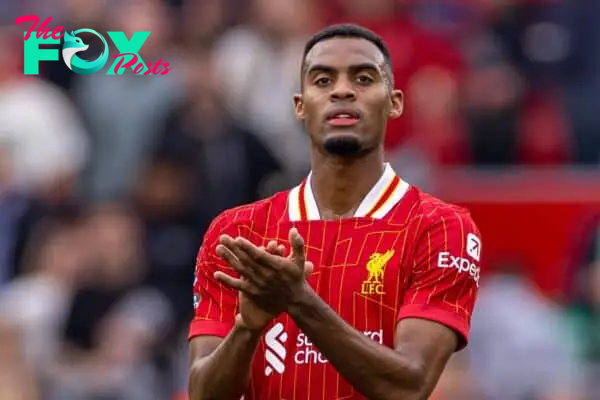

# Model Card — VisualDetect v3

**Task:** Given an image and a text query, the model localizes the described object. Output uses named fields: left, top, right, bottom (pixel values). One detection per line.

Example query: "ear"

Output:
left=388, top=89, right=404, bottom=119
left=293, top=93, right=305, bottom=120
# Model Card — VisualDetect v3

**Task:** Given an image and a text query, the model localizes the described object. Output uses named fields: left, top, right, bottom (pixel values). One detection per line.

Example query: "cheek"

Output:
left=361, top=85, right=389, bottom=106
left=302, top=97, right=325, bottom=124
left=365, top=96, right=391, bottom=123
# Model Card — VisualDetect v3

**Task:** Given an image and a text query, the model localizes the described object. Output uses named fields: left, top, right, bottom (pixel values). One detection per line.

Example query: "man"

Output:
left=188, top=24, right=482, bottom=400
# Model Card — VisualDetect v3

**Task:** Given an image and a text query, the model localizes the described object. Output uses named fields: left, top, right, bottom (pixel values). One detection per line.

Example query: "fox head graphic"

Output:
left=61, top=29, right=109, bottom=75
left=62, top=31, right=89, bottom=71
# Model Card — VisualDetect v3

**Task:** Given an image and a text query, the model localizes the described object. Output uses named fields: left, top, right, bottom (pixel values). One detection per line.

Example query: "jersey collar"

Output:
left=288, top=163, right=410, bottom=221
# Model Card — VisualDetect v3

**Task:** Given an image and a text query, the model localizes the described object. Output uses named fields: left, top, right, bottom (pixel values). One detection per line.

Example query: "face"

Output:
left=294, top=38, right=403, bottom=158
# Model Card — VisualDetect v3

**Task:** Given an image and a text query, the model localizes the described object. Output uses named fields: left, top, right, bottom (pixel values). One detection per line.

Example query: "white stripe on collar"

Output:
left=287, top=163, right=410, bottom=221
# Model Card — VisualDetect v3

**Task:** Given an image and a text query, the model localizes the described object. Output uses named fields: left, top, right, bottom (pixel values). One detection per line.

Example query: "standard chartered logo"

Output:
left=264, top=324, right=384, bottom=375
left=295, top=333, right=328, bottom=364
left=264, top=323, right=288, bottom=376
left=295, top=330, right=383, bottom=365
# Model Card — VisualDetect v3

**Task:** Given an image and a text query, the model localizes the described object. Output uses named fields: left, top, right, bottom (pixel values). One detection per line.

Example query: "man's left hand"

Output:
left=214, top=228, right=313, bottom=315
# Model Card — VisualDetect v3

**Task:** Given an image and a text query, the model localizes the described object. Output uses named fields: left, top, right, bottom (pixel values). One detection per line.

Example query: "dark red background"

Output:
left=435, top=170, right=600, bottom=300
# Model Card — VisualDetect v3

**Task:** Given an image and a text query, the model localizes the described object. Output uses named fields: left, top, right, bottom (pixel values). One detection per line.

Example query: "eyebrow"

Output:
left=305, top=62, right=380, bottom=76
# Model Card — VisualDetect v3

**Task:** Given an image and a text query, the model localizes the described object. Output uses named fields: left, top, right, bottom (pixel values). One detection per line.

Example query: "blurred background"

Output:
left=0, top=0, right=599, bottom=399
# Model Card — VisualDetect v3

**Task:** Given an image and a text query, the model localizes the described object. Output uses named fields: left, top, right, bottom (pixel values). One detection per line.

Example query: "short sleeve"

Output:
left=397, top=210, right=482, bottom=350
left=188, top=214, right=239, bottom=340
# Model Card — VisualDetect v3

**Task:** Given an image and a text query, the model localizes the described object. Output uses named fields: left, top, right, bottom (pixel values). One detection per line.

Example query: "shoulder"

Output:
left=402, top=187, right=480, bottom=251
left=419, top=190, right=474, bottom=224
left=204, top=190, right=291, bottom=240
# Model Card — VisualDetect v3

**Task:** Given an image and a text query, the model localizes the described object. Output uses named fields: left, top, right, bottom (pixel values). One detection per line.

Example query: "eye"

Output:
left=314, top=76, right=332, bottom=87
left=356, top=75, right=374, bottom=84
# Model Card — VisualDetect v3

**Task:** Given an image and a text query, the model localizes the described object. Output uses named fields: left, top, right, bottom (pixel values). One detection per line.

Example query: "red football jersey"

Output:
left=189, top=163, right=482, bottom=399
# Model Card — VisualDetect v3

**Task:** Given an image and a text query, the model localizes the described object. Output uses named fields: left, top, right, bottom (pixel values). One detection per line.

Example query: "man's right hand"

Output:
left=216, top=237, right=314, bottom=332
left=220, top=240, right=286, bottom=332
left=190, top=236, right=290, bottom=400
left=234, top=291, right=275, bottom=332
left=191, top=238, right=312, bottom=400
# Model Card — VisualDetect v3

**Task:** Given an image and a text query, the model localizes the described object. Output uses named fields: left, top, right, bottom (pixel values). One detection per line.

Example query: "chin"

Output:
left=323, top=134, right=365, bottom=158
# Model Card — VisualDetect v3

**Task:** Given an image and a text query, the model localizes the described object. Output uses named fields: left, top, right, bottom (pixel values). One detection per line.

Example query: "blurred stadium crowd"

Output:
left=0, top=0, right=599, bottom=399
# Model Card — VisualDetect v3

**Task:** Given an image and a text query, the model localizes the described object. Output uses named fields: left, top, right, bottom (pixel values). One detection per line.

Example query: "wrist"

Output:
left=233, top=314, right=268, bottom=336
left=288, top=283, right=317, bottom=317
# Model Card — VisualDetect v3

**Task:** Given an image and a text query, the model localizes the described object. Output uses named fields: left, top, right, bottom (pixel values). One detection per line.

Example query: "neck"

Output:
left=310, top=148, right=385, bottom=220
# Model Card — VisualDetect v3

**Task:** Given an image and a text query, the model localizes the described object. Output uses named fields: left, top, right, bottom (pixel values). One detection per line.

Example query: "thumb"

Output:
left=289, top=227, right=306, bottom=266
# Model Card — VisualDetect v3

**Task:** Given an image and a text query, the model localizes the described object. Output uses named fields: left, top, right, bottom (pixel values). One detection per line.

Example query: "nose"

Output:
left=330, top=78, right=356, bottom=102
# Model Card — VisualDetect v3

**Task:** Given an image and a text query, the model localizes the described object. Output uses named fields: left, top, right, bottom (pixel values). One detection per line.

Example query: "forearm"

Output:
left=189, top=323, right=261, bottom=400
left=288, top=286, right=424, bottom=400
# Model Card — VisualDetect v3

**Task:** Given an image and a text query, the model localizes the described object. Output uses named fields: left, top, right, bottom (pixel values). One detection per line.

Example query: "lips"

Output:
left=325, top=109, right=361, bottom=127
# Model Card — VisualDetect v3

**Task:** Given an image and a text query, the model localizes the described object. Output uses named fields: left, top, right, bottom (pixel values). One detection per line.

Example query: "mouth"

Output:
left=325, top=109, right=361, bottom=127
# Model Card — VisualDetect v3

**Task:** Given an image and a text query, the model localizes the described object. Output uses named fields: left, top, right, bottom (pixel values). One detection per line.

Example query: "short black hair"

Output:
left=302, top=23, right=394, bottom=84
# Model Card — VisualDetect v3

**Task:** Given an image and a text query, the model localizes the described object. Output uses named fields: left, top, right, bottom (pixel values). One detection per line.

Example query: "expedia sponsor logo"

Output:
left=437, top=252, right=480, bottom=286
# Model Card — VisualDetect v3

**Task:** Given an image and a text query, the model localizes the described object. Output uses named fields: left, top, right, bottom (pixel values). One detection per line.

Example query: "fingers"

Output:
left=217, top=237, right=265, bottom=284
left=216, top=238, right=241, bottom=269
left=289, top=228, right=306, bottom=266
left=214, top=271, right=248, bottom=292
left=229, top=240, right=269, bottom=283
left=266, top=240, right=286, bottom=256
left=304, top=261, right=314, bottom=276
left=236, top=237, right=279, bottom=265
left=220, top=233, right=311, bottom=278
left=256, top=240, right=287, bottom=257
left=265, top=240, right=277, bottom=253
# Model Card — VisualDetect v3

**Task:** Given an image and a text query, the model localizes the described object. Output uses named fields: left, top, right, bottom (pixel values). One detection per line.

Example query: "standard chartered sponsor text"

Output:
left=294, top=330, right=383, bottom=365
